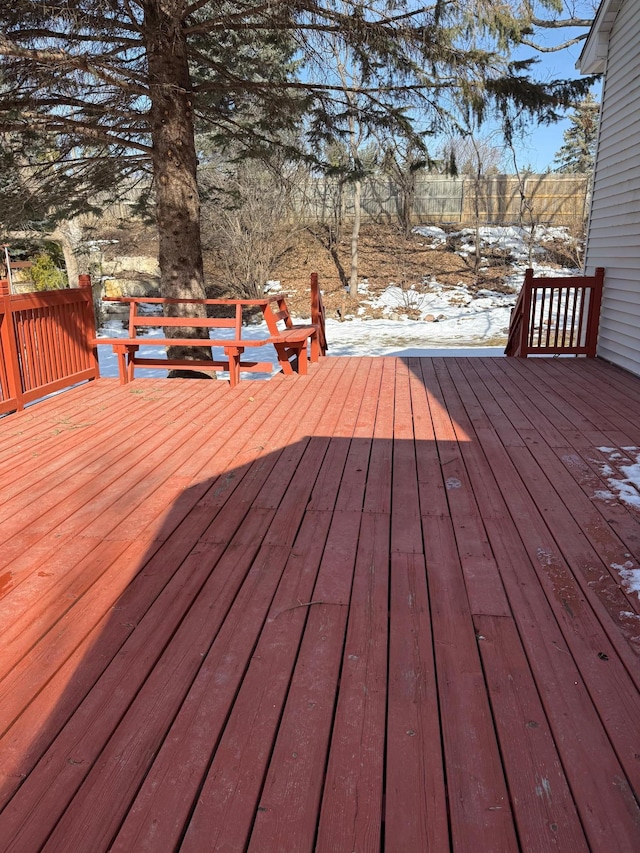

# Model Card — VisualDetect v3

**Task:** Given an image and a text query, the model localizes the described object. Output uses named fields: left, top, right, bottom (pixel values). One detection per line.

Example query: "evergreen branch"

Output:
left=184, top=1, right=291, bottom=34
left=0, top=113, right=152, bottom=153
left=193, top=77, right=444, bottom=96
left=0, top=36, right=148, bottom=94
left=6, top=28, right=142, bottom=44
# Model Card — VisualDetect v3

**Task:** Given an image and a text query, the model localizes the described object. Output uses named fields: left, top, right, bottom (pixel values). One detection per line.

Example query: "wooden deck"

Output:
left=0, top=356, right=639, bottom=852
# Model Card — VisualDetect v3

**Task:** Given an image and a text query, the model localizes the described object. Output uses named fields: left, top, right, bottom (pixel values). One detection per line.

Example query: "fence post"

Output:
left=0, top=278, right=24, bottom=409
left=78, top=274, right=100, bottom=379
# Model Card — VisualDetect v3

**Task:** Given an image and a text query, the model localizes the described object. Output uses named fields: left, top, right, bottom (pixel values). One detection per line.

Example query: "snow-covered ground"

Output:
left=97, top=224, right=575, bottom=379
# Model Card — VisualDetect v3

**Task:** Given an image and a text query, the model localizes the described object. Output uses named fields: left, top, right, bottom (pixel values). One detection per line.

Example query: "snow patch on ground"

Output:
left=413, top=225, right=448, bottom=245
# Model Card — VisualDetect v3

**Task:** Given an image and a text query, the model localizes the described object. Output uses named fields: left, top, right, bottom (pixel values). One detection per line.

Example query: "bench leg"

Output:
left=113, top=344, right=138, bottom=385
left=310, top=332, right=320, bottom=363
left=274, top=344, right=295, bottom=375
left=225, top=346, right=243, bottom=386
left=296, top=343, right=308, bottom=376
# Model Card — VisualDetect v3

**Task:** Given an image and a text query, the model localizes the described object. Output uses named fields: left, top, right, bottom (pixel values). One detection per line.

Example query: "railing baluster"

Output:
left=545, top=286, right=553, bottom=348
left=576, top=287, right=587, bottom=350
left=505, top=268, right=604, bottom=359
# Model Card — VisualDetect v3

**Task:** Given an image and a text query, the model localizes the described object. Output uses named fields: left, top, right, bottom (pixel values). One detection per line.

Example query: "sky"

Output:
left=508, top=17, right=601, bottom=172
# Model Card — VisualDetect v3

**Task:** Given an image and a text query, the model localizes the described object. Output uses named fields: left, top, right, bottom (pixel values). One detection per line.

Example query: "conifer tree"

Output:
left=0, top=0, right=596, bottom=318
left=553, top=92, right=599, bottom=173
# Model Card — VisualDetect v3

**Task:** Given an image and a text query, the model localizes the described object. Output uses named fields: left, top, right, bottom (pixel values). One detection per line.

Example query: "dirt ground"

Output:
left=269, top=223, right=517, bottom=320
left=97, top=220, right=571, bottom=322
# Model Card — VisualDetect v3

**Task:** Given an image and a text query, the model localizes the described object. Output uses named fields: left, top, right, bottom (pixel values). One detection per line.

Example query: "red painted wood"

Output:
left=99, top=291, right=320, bottom=385
left=385, top=550, right=449, bottom=851
left=423, top=514, right=519, bottom=851
left=307, top=360, right=370, bottom=512
left=506, top=268, right=604, bottom=358
left=433, top=361, right=640, bottom=849
left=421, top=359, right=512, bottom=617
left=475, top=487, right=640, bottom=850
left=0, top=281, right=99, bottom=412
left=1, top=358, right=640, bottom=853
left=446, top=359, right=640, bottom=661
left=391, top=360, right=423, bottom=554
left=363, top=358, right=395, bottom=514
left=315, top=513, right=389, bottom=853
left=248, top=510, right=361, bottom=852
left=335, top=358, right=383, bottom=512
left=475, top=613, right=590, bottom=851
left=153, top=512, right=333, bottom=853
left=462, top=360, right=640, bottom=657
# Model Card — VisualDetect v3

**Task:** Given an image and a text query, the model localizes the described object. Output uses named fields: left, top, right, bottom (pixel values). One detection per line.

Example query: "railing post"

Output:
left=0, top=278, right=24, bottom=409
left=585, top=267, right=604, bottom=358
left=518, top=269, right=534, bottom=358
left=78, top=274, right=101, bottom=378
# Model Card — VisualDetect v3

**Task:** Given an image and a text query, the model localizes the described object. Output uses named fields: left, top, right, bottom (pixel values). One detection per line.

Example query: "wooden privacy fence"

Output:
left=505, top=267, right=604, bottom=358
left=0, top=275, right=99, bottom=415
left=293, top=173, right=591, bottom=228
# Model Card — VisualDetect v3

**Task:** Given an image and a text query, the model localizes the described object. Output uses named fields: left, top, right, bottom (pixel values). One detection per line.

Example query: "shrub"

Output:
left=30, top=252, right=67, bottom=291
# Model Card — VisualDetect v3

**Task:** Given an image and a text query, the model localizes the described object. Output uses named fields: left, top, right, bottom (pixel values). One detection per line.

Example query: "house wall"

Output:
left=584, top=0, right=640, bottom=376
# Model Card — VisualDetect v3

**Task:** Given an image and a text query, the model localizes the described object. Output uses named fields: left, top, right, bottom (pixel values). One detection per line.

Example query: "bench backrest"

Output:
left=263, top=274, right=327, bottom=354
left=120, top=298, right=243, bottom=339
left=310, top=273, right=327, bottom=355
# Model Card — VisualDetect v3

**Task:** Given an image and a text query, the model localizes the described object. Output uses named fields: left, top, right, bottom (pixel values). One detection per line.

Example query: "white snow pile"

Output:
left=592, top=446, right=640, bottom=600
left=413, top=225, right=448, bottom=245
left=437, top=224, right=575, bottom=263
left=363, top=280, right=515, bottom=344
left=612, top=562, right=640, bottom=598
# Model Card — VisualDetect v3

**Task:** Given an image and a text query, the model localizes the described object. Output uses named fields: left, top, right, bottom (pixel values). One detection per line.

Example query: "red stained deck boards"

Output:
left=0, top=357, right=639, bottom=852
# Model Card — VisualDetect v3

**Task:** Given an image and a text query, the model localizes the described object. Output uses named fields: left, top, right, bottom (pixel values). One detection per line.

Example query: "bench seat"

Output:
left=94, top=329, right=316, bottom=386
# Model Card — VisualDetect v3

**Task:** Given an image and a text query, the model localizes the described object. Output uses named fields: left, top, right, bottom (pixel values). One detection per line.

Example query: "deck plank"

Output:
left=316, top=513, right=390, bottom=853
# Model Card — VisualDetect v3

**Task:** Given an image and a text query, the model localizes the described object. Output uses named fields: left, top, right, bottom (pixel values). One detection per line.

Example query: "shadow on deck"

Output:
left=0, top=356, right=639, bottom=852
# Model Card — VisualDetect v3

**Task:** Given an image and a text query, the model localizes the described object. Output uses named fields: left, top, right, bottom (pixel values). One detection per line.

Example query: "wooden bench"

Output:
left=94, top=285, right=325, bottom=385
left=263, top=273, right=327, bottom=371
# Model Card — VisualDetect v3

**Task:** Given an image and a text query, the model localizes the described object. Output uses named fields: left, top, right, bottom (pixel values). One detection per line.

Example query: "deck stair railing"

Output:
left=0, top=275, right=99, bottom=415
left=505, top=267, right=604, bottom=358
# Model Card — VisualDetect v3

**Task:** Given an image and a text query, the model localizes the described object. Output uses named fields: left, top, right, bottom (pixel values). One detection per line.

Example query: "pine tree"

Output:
left=553, top=93, right=600, bottom=173
left=0, top=1, right=597, bottom=316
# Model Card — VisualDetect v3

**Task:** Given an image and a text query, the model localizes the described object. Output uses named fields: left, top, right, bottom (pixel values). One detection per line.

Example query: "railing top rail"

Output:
left=103, top=295, right=288, bottom=306
left=523, top=267, right=604, bottom=287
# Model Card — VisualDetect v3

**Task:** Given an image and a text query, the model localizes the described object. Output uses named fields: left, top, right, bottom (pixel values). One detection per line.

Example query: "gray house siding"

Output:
left=580, top=0, right=640, bottom=376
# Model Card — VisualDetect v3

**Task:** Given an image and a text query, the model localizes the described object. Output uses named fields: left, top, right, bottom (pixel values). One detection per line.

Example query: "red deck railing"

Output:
left=0, top=275, right=99, bottom=415
left=505, top=267, right=604, bottom=358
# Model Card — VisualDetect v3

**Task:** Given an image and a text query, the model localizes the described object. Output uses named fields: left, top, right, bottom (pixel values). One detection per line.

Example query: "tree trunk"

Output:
left=143, top=1, right=212, bottom=372
left=50, top=224, right=80, bottom=287
left=349, top=178, right=361, bottom=297
left=402, top=173, right=415, bottom=239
